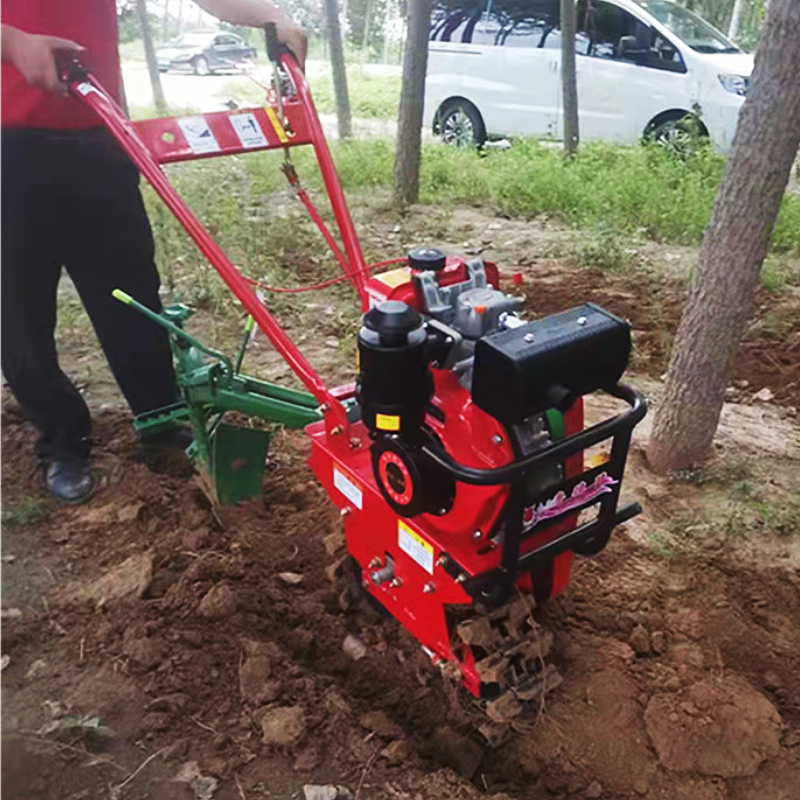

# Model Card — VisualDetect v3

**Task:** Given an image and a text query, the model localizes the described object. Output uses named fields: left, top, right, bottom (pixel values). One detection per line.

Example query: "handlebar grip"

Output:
left=54, top=50, right=88, bottom=84
left=264, top=22, right=281, bottom=64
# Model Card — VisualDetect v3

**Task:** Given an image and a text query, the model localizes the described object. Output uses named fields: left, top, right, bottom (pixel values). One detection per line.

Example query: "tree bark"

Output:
left=362, top=0, right=373, bottom=54
left=560, top=0, right=579, bottom=156
left=647, top=0, right=800, bottom=474
left=163, top=0, right=171, bottom=40
left=325, top=0, right=353, bottom=140
left=393, top=0, right=432, bottom=207
left=136, top=0, right=167, bottom=115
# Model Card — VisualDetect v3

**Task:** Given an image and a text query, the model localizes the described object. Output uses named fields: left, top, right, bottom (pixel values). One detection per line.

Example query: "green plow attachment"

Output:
left=113, top=290, right=322, bottom=505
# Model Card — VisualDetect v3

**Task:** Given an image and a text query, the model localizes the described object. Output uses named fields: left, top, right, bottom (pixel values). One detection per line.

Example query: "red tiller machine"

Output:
left=61, top=30, right=646, bottom=719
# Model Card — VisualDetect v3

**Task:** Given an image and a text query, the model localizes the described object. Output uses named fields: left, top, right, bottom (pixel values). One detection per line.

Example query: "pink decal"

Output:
left=523, top=472, right=618, bottom=531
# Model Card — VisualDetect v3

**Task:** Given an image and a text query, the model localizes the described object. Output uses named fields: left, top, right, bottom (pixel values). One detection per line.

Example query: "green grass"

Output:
left=308, top=67, right=401, bottom=119
left=140, top=136, right=800, bottom=315
left=221, top=65, right=401, bottom=120
left=2, top=498, right=51, bottom=526
left=417, top=139, right=800, bottom=254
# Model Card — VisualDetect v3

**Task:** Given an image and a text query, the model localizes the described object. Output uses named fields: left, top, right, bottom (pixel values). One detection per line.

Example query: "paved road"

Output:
left=121, top=59, right=400, bottom=139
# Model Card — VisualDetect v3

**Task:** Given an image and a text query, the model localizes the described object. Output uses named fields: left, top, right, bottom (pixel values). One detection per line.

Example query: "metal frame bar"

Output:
left=62, top=54, right=367, bottom=441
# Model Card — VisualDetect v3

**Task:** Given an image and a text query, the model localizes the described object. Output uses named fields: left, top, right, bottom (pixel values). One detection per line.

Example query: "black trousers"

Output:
left=1, top=128, right=178, bottom=461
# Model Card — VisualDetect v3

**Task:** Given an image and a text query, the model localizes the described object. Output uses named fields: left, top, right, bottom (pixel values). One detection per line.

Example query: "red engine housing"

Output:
left=309, top=264, right=581, bottom=697
left=364, top=255, right=501, bottom=310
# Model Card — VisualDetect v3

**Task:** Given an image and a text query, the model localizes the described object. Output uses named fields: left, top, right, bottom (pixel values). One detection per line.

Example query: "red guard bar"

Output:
left=126, top=60, right=369, bottom=307
left=67, top=72, right=350, bottom=437
left=281, top=54, right=369, bottom=307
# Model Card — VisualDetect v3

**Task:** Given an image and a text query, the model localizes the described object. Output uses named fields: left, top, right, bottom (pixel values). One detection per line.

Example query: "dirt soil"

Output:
left=3, top=204, right=800, bottom=800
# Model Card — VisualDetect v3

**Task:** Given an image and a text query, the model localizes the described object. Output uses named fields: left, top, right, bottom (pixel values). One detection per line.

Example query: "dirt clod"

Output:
left=142, top=711, right=171, bottom=732
left=182, top=528, right=210, bottom=551
left=24, top=659, right=47, bottom=681
left=198, top=583, right=237, bottom=619
left=428, top=728, right=484, bottom=779
left=343, top=635, right=368, bottom=661
left=629, top=624, right=651, bottom=656
left=645, top=675, right=783, bottom=776
left=259, top=705, right=306, bottom=746
left=780, top=729, right=800, bottom=748
left=294, top=744, right=321, bottom=771
left=123, top=634, right=166, bottom=669
left=585, top=781, right=604, bottom=798
left=381, top=738, right=414, bottom=765
left=359, top=710, right=403, bottom=738
left=239, top=655, right=280, bottom=706
left=71, top=551, right=153, bottom=607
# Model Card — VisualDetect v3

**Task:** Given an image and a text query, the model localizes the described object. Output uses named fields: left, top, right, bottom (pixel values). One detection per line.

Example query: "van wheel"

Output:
left=648, top=116, right=707, bottom=157
left=439, top=101, right=486, bottom=148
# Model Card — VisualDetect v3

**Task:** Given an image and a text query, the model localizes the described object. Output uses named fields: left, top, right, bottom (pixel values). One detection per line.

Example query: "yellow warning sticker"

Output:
left=265, top=107, right=289, bottom=143
left=373, top=267, right=411, bottom=289
left=398, top=521, right=434, bottom=574
left=376, top=413, right=400, bottom=431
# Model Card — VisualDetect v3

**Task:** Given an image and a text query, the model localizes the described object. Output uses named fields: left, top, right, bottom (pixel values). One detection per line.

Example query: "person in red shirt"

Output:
left=1, top=2, right=305, bottom=502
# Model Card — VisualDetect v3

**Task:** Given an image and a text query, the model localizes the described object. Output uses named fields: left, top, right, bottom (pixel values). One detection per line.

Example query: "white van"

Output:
left=423, top=0, right=754, bottom=151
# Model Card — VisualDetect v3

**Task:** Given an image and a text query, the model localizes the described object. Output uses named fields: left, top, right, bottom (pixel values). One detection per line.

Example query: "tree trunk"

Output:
left=647, top=0, right=800, bottom=474
left=728, top=0, right=745, bottom=39
left=326, top=0, right=353, bottom=140
left=136, top=0, right=167, bottom=115
left=163, top=0, right=171, bottom=40
left=362, top=0, right=373, bottom=54
left=560, top=0, right=579, bottom=156
left=393, top=0, right=432, bottom=207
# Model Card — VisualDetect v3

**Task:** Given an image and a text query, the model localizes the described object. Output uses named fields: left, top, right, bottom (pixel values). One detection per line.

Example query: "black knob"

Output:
left=408, top=247, right=446, bottom=272
left=364, top=301, right=423, bottom=347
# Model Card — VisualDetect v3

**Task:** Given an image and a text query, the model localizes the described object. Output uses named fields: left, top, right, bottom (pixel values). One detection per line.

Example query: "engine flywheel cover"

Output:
left=371, top=437, right=426, bottom=517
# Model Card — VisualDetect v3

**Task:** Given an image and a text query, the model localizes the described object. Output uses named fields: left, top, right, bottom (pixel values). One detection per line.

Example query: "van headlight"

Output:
left=718, top=74, right=750, bottom=96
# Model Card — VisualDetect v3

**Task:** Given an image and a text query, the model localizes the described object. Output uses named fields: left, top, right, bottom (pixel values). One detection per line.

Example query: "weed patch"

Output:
left=2, top=498, right=51, bottom=527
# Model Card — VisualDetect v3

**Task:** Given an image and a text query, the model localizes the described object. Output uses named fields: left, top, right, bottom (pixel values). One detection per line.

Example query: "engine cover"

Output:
left=472, top=303, right=631, bottom=424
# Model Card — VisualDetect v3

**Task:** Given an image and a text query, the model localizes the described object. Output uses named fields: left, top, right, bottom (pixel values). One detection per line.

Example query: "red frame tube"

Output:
left=66, top=66, right=355, bottom=437
left=282, top=56, right=369, bottom=307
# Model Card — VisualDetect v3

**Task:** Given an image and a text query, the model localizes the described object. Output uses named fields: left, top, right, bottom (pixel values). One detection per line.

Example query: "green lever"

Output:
left=112, top=288, right=235, bottom=376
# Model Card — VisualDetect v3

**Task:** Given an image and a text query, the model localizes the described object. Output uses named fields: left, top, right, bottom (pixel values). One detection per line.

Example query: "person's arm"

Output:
left=1, top=24, right=84, bottom=95
left=192, top=0, right=307, bottom=70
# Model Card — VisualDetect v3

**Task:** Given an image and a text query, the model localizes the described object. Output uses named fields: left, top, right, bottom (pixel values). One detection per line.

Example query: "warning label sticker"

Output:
left=333, top=468, right=363, bottom=510
left=177, top=116, right=220, bottom=154
left=398, top=521, right=434, bottom=574
left=373, top=267, right=411, bottom=289
left=375, top=413, right=400, bottom=432
left=265, top=107, right=289, bottom=143
left=229, top=112, right=268, bottom=149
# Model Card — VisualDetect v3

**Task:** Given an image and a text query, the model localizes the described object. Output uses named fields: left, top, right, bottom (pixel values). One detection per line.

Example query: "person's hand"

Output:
left=1, top=25, right=85, bottom=95
left=275, top=21, right=307, bottom=72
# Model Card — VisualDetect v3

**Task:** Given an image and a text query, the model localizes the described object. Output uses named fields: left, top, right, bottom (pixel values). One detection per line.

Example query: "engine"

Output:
left=307, top=246, right=646, bottom=710
left=358, top=248, right=631, bottom=537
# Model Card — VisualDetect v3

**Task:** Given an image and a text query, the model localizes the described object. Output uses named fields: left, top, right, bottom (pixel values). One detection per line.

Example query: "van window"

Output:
left=430, top=1, right=487, bottom=43
left=576, top=0, right=686, bottom=72
left=431, top=1, right=561, bottom=47
left=485, top=0, right=559, bottom=48
left=634, top=1, right=740, bottom=53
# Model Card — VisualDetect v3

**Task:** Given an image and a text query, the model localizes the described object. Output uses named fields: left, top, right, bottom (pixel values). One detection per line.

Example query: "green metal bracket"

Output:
left=114, top=289, right=322, bottom=505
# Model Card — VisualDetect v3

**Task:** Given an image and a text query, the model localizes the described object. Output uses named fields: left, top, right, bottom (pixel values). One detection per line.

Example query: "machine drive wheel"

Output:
left=439, top=101, right=486, bottom=148
left=193, top=56, right=211, bottom=76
